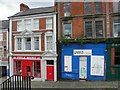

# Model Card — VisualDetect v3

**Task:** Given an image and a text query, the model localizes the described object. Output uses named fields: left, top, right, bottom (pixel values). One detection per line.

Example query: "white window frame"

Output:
left=0, top=33, right=3, bottom=41
left=45, top=32, right=53, bottom=51
left=15, top=35, right=41, bottom=52
left=16, top=38, right=22, bottom=51
left=33, top=19, right=39, bottom=30
left=46, top=17, right=52, bottom=30
left=17, top=20, right=22, bottom=31
left=113, top=18, right=120, bottom=37
left=24, top=19, right=31, bottom=31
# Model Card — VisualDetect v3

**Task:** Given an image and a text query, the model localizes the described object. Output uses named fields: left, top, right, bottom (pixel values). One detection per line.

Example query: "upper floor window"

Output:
left=113, top=1, right=120, bottom=13
left=85, top=21, right=92, bottom=38
left=24, top=19, right=31, bottom=31
left=64, top=2, right=70, bottom=17
left=84, top=1, right=92, bottom=15
left=95, top=20, right=103, bottom=38
left=46, top=36, right=53, bottom=50
left=25, top=37, right=31, bottom=50
left=46, top=17, right=52, bottom=30
left=94, top=2, right=102, bottom=14
left=0, top=48, right=3, bottom=58
left=0, top=33, right=3, bottom=41
left=85, top=19, right=104, bottom=38
left=113, top=19, right=120, bottom=37
left=33, top=19, right=39, bottom=30
left=17, top=20, right=22, bottom=31
left=17, top=38, right=22, bottom=50
left=34, top=37, right=39, bottom=50
left=63, top=22, right=72, bottom=39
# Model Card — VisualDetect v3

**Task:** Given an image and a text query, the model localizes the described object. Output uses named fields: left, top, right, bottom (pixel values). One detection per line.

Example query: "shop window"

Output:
left=115, top=48, right=120, bottom=65
left=46, top=36, right=53, bottom=50
left=47, top=60, right=54, bottom=65
left=17, top=38, right=22, bottom=50
left=85, top=21, right=92, bottom=38
left=46, top=17, right=52, bottom=30
left=34, top=37, right=39, bottom=50
left=94, top=2, right=102, bottom=14
left=64, top=2, right=70, bottom=17
left=84, top=1, right=92, bottom=15
left=63, top=22, right=72, bottom=39
left=14, top=61, right=22, bottom=75
left=113, top=19, right=120, bottom=37
left=34, top=61, right=41, bottom=78
left=25, top=37, right=31, bottom=50
left=95, top=20, right=103, bottom=38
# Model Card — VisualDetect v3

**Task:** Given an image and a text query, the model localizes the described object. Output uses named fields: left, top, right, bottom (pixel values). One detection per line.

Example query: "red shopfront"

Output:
left=12, top=56, right=42, bottom=78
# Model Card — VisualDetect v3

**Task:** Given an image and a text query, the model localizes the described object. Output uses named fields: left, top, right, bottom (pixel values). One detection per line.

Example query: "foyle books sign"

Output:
left=12, top=56, right=42, bottom=60
left=74, top=49, right=92, bottom=56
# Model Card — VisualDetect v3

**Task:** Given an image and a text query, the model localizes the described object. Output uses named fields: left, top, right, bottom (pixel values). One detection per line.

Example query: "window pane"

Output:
left=17, top=38, right=22, bottom=50
left=95, top=21, right=103, bottom=38
left=17, top=20, right=22, bottom=31
left=84, top=2, right=92, bottom=15
left=46, top=36, right=52, bottom=50
left=25, top=19, right=31, bottom=31
left=94, top=2, right=102, bottom=14
left=115, top=48, right=120, bottom=65
left=63, top=22, right=72, bottom=38
left=113, top=1, right=120, bottom=13
left=46, top=17, right=52, bottom=29
left=34, top=61, right=41, bottom=78
left=85, top=21, right=92, bottom=38
left=64, top=2, right=70, bottom=16
left=0, top=33, right=3, bottom=41
left=34, top=37, right=39, bottom=50
left=113, top=19, right=120, bottom=37
left=25, top=37, right=31, bottom=50
left=34, top=19, right=39, bottom=30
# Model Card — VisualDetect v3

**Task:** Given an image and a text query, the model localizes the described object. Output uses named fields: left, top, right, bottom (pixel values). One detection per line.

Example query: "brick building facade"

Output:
left=9, top=3, right=57, bottom=81
left=55, top=1, right=120, bottom=80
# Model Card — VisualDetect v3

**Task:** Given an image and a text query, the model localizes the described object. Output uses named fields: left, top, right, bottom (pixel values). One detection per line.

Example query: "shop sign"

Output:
left=74, top=49, right=92, bottom=56
left=12, top=56, right=42, bottom=60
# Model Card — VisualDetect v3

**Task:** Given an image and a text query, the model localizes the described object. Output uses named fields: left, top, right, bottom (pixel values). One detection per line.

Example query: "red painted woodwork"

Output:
left=46, top=66, right=54, bottom=81
left=22, top=60, right=32, bottom=76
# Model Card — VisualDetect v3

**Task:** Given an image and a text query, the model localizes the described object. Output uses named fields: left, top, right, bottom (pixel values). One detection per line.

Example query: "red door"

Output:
left=46, top=66, right=54, bottom=81
left=22, top=60, right=32, bottom=76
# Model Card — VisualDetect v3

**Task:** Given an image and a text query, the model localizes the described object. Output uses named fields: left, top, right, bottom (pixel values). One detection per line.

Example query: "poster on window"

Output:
left=91, top=56, right=104, bottom=76
left=64, top=56, right=72, bottom=72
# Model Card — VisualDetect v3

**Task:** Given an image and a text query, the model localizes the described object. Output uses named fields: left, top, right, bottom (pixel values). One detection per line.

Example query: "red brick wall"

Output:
left=39, top=18, right=46, bottom=30
left=59, top=2, right=109, bottom=39
left=3, top=32, right=7, bottom=40
left=12, top=21, right=17, bottom=31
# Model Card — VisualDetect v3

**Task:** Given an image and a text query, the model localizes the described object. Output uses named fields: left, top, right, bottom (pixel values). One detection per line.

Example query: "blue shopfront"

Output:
left=61, top=43, right=107, bottom=80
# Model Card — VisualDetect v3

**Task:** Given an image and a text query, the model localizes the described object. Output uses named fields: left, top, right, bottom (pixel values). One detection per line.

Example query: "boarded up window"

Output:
left=95, top=21, right=103, bottom=38
left=64, top=56, right=72, bottom=72
left=85, top=21, right=92, bottom=38
left=94, top=2, right=102, bottom=14
left=84, top=2, right=92, bottom=15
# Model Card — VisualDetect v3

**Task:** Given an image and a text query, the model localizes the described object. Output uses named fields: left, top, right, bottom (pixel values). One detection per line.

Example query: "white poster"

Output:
left=91, top=56, right=104, bottom=76
left=64, top=56, right=72, bottom=72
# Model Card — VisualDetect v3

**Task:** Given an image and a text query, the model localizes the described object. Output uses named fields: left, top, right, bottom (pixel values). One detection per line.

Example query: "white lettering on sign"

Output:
left=12, top=56, right=41, bottom=60
left=74, top=50, right=92, bottom=56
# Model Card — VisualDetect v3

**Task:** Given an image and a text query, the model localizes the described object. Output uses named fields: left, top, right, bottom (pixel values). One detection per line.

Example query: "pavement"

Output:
left=31, top=80, right=119, bottom=89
